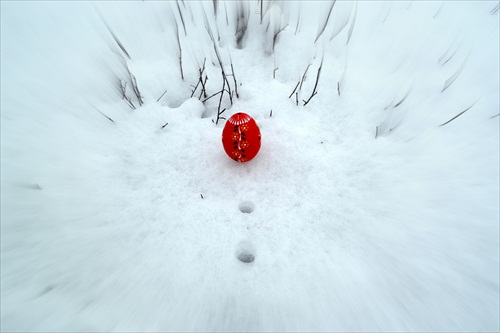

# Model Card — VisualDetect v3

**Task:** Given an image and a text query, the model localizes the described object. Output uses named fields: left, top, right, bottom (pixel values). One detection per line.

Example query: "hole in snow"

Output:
left=239, top=201, right=255, bottom=213
left=237, top=250, right=255, bottom=263
left=236, top=241, right=255, bottom=263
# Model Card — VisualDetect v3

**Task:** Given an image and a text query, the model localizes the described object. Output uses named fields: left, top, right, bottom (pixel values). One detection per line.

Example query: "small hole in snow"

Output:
left=237, top=251, right=255, bottom=263
left=239, top=201, right=255, bottom=213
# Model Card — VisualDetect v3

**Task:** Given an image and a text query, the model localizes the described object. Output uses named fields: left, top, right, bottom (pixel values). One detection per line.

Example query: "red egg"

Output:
left=222, top=113, right=261, bottom=162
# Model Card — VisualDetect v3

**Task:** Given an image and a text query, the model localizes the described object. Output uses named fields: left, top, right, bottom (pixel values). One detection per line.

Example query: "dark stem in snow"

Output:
left=295, top=11, right=301, bottom=35
left=230, top=63, right=239, bottom=98
left=337, top=82, right=340, bottom=96
left=314, top=0, right=336, bottom=43
left=438, top=103, right=477, bottom=127
left=273, top=25, right=288, bottom=52
left=88, top=101, right=115, bottom=123
left=289, top=81, right=300, bottom=98
left=161, top=122, right=169, bottom=129
left=202, top=90, right=222, bottom=103
left=393, top=89, right=411, bottom=108
left=273, top=67, right=279, bottom=79
left=176, top=0, right=187, bottom=36
left=303, top=60, right=323, bottom=106
left=175, top=24, right=184, bottom=80
left=126, top=65, right=143, bottom=106
left=119, top=80, right=136, bottom=110
left=216, top=78, right=226, bottom=125
left=300, top=64, right=311, bottom=90
left=157, top=89, right=168, bottom=102
left=101, top=17, right=131, bottom=60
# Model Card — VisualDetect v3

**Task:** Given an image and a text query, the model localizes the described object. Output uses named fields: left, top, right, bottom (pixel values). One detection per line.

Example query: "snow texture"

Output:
left=1, top=1, right=499, bottom=331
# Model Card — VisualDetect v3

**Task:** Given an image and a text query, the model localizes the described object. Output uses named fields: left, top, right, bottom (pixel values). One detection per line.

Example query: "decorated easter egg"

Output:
left=222, top=113, right=261, bottom=162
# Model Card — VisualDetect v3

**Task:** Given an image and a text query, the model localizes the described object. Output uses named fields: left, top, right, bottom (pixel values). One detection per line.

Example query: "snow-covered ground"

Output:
left=1, top=1, right=499, bottom=331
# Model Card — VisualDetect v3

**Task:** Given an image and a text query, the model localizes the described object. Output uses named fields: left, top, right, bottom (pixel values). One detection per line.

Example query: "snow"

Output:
left=1, top=1, right=499, bottom=331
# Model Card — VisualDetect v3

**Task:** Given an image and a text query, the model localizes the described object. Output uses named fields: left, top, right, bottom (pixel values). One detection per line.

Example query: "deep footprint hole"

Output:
left=239, top=201, right=255, bottom=213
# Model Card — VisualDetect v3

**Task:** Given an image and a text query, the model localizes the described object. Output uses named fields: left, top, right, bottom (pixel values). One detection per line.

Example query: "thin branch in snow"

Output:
left=273, top=24, right=288, bottom=52
left=314, top=0, right=336, bottom=43
left=438, top=103, right=476, bottom=127
left=289, top=81, right=300, bottom=98
left=88, top=101, right=115, bottom=123
left=157, top=89, right=168, bottom=102
left=270, top=109, right=273, bottom=117
left=337, top=82, right=340, bottom=96
left=490, top=113, right=500, bottom=119
left=175, top=24, right=184, bottom=80
left=119, top=80, right=136, bottom=110
left=230, top=63, right=239, bottom=98
left=199, top=76, right=208, bottom=99
left=347, top=2, right=358, bottom=45
left=295, top=11, right=301, bottom=35
left=273, top=67, right=279, bottom=79
left=216, top=79, right=226, bottom=125
left=176, top=0, right=187, bottom=36
left=260, top=0, right=263, bottom=24
left=300, top=64, right=311, bottom=90
left=191, top=79, right=201, bottom=98
left=126, top=65, right=143, bottom=106
left=393, top=89, right=411, bottom=108
left=161, top=122, right=169, bottom=129
left=101, top=18, right=131, bottom=60
left=213, top=0, right=218, bottom=18
left=303, top=60, right=323, bottom=106
left=202, top=90, right=222, bottom=103
left=441, top=55, right=468, bottom=92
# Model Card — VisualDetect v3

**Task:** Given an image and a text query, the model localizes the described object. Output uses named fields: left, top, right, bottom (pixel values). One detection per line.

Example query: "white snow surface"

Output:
left=1, top=1, right=499, bottom=331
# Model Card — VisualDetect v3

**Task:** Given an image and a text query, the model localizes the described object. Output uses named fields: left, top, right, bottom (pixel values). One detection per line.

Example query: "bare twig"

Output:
left=300, top=64, right=311, bottom=90
left=202, top=90, right=222, bottom=103
left=161, top=122, right=169, bottom=129
left=199, top=76, right=208, bottom=99
left=216, top=78, right=226, bottom=125
left=273, top=67, right=279, bottom=79
left=273, top=24, right=288, bottom=52
left=157, top=89, right=168, bottom=102
left=393, top=90, right=411, bottom=108
left=295, top=11, right=301, bottom=35
left=175, top=24, right=184, bottom=80
left=303, top=61, right=323, bottom=106
left=101, top=18, right=131, bottom=60
left=176, top=0, right=187, bottom=36
left=191, top=79, right=201, bottom=98
left=438, top=103, right=476, bottom=127
left=337, top=82, right=340, bottom=96
left=289, top=81, right=300, bottom=98
left=126, top=66, right=143, bottom=106
left=230, top=63, right=239, bottom=98
left=88, top=101, right=115, bottom=123
left=315, top=0, right=336, bottom=43
left=120, top=80, right=136, bottom=110
left=347, top=2, right=358, bottom=45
